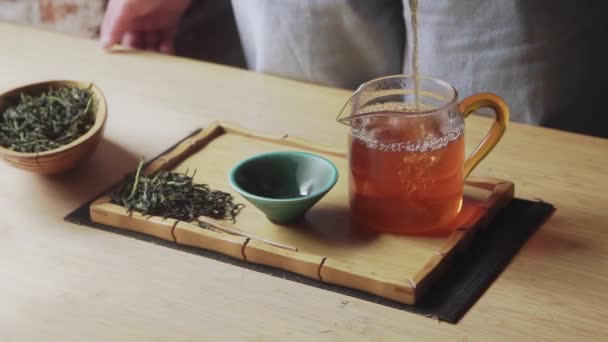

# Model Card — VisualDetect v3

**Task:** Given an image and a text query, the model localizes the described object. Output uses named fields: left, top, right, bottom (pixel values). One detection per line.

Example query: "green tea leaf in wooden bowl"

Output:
left=0, top=80, right=107, bottom=174
left=0, top=85, right=94, bottom=153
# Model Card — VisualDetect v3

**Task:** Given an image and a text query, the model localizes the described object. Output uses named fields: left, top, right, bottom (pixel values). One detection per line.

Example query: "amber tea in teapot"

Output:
left=338, top=76, right=509, bottom=235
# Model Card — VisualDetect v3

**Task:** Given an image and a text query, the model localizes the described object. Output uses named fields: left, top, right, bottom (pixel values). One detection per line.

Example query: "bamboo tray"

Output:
left=90, top=121, right=514, bottom=305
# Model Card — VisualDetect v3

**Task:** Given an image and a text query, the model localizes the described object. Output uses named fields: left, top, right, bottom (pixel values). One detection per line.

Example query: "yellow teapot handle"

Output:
left=458, top=93, right=509, bottom=178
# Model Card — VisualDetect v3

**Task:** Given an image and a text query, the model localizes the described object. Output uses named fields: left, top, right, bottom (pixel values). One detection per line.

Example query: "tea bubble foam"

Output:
left=351, top=102, right=464, bottom=153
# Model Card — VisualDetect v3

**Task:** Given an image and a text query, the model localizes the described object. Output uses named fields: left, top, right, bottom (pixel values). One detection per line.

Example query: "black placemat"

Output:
left=64, top=131, right=555, bottom=323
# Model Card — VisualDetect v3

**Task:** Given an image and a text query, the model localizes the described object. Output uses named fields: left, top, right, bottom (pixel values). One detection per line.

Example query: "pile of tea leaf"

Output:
left=0, top=85, right=95, bottom=153
left=111, top=161, right=244, bottom=222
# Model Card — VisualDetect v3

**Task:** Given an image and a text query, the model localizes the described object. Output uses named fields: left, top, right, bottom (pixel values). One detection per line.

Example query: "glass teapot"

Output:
left=337, top=75, right=509, bottom=235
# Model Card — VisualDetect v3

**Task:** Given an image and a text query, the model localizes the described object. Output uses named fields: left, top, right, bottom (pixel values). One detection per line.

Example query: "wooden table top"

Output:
left=1, top=23, right=607, bottom=341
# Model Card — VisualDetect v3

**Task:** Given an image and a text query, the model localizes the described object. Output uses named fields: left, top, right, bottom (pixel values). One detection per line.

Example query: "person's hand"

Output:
left=99, top=0, right=191, bottom=54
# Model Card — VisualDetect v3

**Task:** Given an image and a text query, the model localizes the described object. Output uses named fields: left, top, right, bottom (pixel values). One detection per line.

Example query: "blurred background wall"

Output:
left=0, top=0, right=104, bottom=37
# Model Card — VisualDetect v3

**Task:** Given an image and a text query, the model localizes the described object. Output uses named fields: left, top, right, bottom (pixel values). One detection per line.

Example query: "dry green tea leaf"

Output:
left=111, top=160, right=244, bottom=223
left=0, top=86, right=95, bottom=153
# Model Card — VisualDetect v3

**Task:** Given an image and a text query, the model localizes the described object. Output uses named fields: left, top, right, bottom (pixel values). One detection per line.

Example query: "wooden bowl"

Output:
left=0, top=80, right=107, bottom=174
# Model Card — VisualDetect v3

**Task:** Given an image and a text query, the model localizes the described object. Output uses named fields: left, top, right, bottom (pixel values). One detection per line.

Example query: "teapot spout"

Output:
left=336, top=87, right=364, bottom=127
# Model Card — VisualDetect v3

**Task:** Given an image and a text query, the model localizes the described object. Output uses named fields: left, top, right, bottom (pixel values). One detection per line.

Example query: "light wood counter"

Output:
left=0, top=23, right=607, bottom=341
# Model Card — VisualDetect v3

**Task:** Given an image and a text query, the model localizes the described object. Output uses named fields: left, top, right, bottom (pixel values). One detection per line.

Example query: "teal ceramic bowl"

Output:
left=228, top=151, right=339, bottom=224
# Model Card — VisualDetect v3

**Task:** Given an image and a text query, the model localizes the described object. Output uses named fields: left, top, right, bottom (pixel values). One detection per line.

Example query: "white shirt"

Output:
left=231, top=0, right=608, bottom=137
